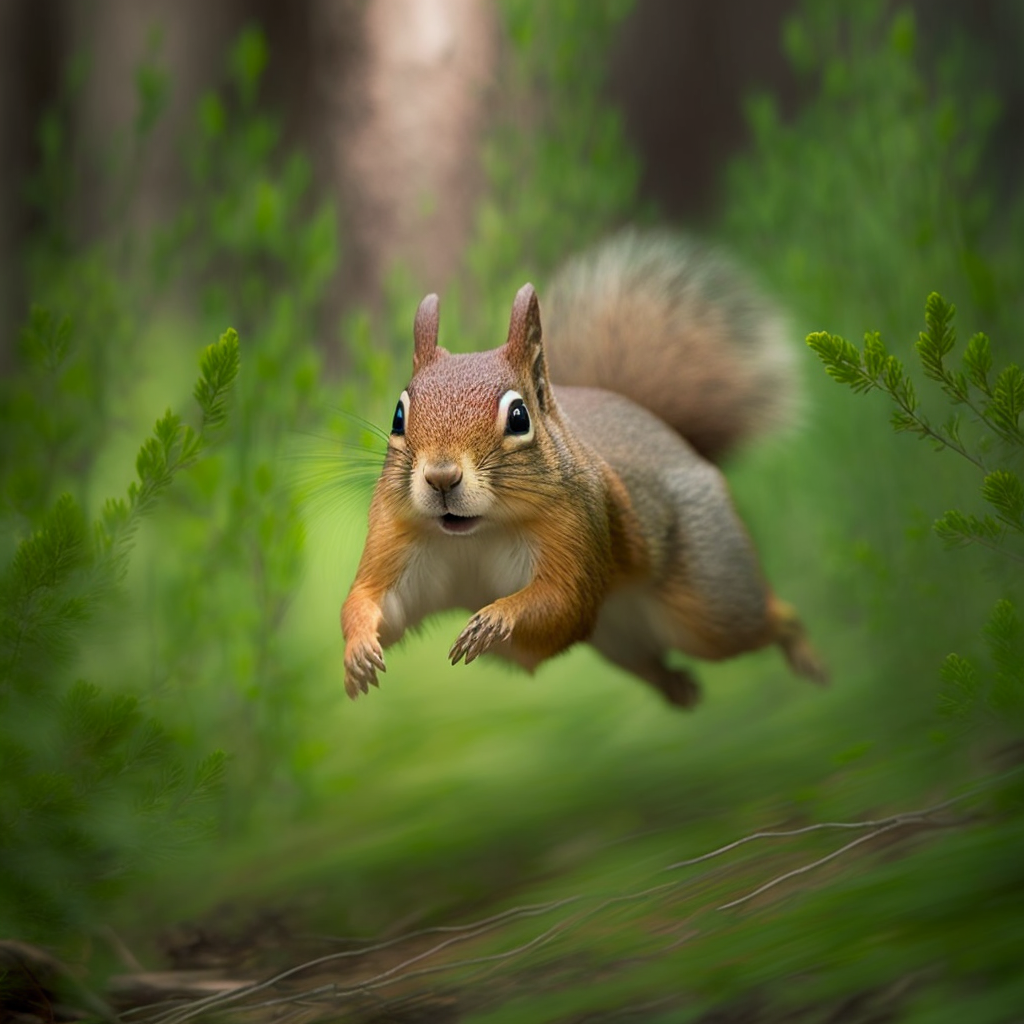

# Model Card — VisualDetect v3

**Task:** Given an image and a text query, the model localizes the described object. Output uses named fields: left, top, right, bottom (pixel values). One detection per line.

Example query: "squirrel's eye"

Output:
left=506, top=399, right=530, bottom=436
left=498, top=390, right=533, bottom=442
left=391, top=393, right=407, bottom=436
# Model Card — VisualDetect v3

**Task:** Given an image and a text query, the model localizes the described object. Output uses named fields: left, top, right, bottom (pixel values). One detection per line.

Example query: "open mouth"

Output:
left=439, top=513, right=482, bottom=534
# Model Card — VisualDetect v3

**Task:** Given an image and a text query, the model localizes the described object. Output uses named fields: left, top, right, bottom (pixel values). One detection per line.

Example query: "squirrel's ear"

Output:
left=413, top=293, right=441, bottom=373
left=505, top=283, right=551, bottom=409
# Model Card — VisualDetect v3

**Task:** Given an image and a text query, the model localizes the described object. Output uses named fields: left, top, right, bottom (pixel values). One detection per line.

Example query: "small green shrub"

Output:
left=0, top=23, right=337, bottom=941
left=0, top=328, right=239, bottom=941
left=810, top=293, right=1024, bottom=750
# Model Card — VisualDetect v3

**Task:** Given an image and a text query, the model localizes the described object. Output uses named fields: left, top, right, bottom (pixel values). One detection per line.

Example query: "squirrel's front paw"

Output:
left=449, top=606, right=514, bottom=665
left=344, top=637, right=386, bottom=699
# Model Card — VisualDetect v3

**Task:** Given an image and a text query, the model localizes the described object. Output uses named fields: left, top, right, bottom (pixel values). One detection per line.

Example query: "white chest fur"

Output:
left=379, top=529, right=536, bottom=644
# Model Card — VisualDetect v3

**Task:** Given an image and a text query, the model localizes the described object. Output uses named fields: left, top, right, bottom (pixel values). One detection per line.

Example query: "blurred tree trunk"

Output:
left=317, top=0, right=497, bottom=304
left=2, top=0, right=1020, bottom=369
left=609, top=0, right=803, bottom=224
left=66, top=0, right=253, bottom=236
left=0, top=0, right=497, bottom=366
left=0, top=0, right=61, bottom=373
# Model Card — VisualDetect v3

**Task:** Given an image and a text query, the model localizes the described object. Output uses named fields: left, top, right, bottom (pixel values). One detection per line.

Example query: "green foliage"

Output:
left=8, top=39, right=183, bottom=520
left=0, top=19, right=338, bottom=943
left=0, top=329, right=238, bottom=941
left=162, top=33, right=337, bottom=321
left=725, top=1, right=1008, bottom=333
left=136, top=35, right=342, bottom=817
left=194, top=329, right=243, bottom=431
left=938, top=600, right=1024, bottom=731
left=707, top=3, right=1024, bottom=1016
left=722, top=2, right=1020, bottom=750
left=7, top=3, right=1024, bottom=1020
left=459, top=0, right=642, bottom=341
left=808, top=294, right=1024, bottom=562
left=806, top=287, right=1024, bottom=1016
left=134, top=30, right=170, bottom=138
left=810, top=287, right=1024, bottom=746
left=96, top=329, right=240, bottom=578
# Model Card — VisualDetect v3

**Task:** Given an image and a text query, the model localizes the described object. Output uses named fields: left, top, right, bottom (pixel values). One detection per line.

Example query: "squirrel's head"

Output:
left=383, top=284, right=557, bottom=537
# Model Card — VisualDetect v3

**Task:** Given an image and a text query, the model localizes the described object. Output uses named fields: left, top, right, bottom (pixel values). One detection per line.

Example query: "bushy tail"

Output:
left=542, top=230, right=798, bottom=463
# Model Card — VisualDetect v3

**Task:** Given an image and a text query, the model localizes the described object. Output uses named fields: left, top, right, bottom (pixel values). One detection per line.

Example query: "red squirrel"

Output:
left=341, top=231, right=827, bottom=706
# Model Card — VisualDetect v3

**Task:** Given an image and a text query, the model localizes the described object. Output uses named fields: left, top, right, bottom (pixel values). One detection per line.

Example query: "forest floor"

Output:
left=5, top=791, right=972, bottom=1024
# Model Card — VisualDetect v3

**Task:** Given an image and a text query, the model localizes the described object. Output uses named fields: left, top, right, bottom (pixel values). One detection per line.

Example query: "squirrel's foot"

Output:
left=656, top=667, right=703, bottom=709
left=783, top=636, right=830, bottom=686
left=771, top=599, right=829, bottom=686
left=344, top=637, right=386, bottom=699
left=450, top=606, right=514, bottom=665
left=630, top=661, right=701, bottom=709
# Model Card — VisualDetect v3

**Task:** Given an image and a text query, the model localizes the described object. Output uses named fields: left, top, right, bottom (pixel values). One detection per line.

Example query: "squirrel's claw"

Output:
left=450, top=608, right=514, bottom=665
left=344, top=638, right=386, bottom=699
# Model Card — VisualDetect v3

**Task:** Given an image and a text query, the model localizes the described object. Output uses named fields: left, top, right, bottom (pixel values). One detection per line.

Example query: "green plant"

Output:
left=11, top=35, right=180, bottom=524
left=135, top=27, right=343, bottom=823
left=725, top=1, right=1006, bottom=335
left=0, top=20, right=340, bottom=941
left=810, top=295, right=1024, bottom=741
left=453, top=0, right=642, bottom=345
left=808, top=294, right=1023, bottom=555
left=809, top=295, right=1024, bottom=756
left=0, top=327, right=239, bottom=942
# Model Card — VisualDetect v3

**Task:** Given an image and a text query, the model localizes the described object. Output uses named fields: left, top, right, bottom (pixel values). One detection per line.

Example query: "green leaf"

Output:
left=963, top=332, right=992, bottom=392
left=20, top=306, right=73, bottom=370
left=0, top=494, right=92, bottom=682
left=937, top=653, right=978, bottom=719
left=58, top=681, right=144, bottom=778
left=947, top=369, right=970, bottom=403
left=882, top=354, right=909, bottom=401
left=782, top=15, right=816, bottom=74
left=806, top=331, right=872, bottom=391
left=199, top=92, right=227, bottom=139
left=981, top=470, right=1024, bottom=530
left=889, top=10, right=916, bottom=57
left=192, top=751, right=227, bottom=800
left=988, top=364, right=1024, bottom=440
left=93, top=330, right=239, bottom=582
left=4, top=493, right=90, bottom=598
left=940, top=414, right=963, bottom=449
left=916, top=330, right=947, bottom=384
left=230, top=27, right=268, bottom=106
left=862, top=331, right=887, bottom=380
left=194, top=327, right=241, bottom=431
left=983, top=599, right=1024, bottom=716
left=890, top=410, right=920, bottom=434
left=135, top=60, right=169, bottom=139
left=898, top=374, right=917, bottom=413
left=923, top=291, right=956, bottom=357
left=933, top=509, right=1002, bottom=547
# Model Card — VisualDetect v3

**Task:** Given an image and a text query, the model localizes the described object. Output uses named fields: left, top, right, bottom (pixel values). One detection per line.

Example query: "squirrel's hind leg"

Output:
left=656, top=580, right=830, bottom=686
left=593, top=640, right=702, bottom=709
left=589, top=591, right=702, bottom=708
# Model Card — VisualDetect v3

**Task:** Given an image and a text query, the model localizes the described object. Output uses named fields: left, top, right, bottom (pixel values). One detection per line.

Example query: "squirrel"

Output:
left=341, top=230, right=828, bottom=706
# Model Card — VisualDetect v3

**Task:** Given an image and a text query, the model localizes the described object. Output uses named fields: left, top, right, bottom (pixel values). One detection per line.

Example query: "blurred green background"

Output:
left=2, top=1, right=1023, bottom=1021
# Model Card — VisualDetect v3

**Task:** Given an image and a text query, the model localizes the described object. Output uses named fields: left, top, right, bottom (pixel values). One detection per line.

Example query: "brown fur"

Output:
left=341, top=240, right=827, bottom=705
left=543, top=231, right=797, bottom=463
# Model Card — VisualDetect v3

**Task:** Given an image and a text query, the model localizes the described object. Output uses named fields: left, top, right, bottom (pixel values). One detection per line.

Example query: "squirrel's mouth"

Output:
left=439, top=513, right=482, bottom=535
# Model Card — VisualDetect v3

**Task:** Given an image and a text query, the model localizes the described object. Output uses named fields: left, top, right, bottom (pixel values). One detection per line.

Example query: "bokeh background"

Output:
left=2, top=1, right=1023, bottom=1021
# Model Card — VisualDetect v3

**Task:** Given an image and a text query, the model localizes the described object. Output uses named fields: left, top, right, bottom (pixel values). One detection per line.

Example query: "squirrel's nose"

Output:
left=423, top=462, right=463, bottom=493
